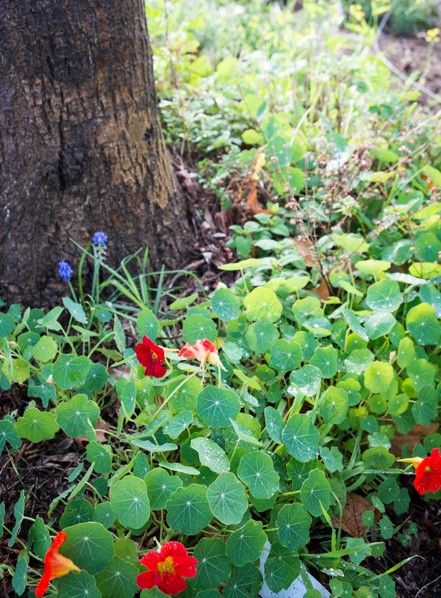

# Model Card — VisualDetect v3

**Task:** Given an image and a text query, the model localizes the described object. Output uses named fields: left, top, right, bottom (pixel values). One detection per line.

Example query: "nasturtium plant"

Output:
left=3, top=8, right=441, bottom=595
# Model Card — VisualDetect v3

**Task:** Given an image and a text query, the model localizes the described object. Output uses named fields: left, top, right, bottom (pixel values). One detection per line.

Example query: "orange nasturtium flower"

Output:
left=136, top=541, right=198, bottom=596
left=35, top=531, right=80, bottom=597
left=178, top=339, right=225, bottom=370
left=399, top=448, right=441, bottom=496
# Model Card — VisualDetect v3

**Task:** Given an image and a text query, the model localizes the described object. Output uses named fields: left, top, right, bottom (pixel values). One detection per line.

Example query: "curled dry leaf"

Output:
left=390, top=424, right=439, bottom=456
left=293, top=235, right=317, bottom=267
left=332, top=493, right=378, bottom=537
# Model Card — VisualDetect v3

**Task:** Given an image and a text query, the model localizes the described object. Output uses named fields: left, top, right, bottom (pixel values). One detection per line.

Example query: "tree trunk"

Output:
left=0, top=0, right=192, bottom=305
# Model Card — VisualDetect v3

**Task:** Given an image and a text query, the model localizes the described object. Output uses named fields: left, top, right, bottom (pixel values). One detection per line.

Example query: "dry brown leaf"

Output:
left=390, top=423, right=439, bottom=456
left=332, top=493, right=377, bottom=537
left=293, top=235, right=317, bottom=267
left=311, top=278, right=330, bottom=300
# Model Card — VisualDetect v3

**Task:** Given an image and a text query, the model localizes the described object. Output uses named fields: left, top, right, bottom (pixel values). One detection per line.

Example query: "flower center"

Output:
left=151, top=351, right=158, bottom=361
left=424, top=466, right=432, bottom=473
left=157, top=556, right=175, bottom=575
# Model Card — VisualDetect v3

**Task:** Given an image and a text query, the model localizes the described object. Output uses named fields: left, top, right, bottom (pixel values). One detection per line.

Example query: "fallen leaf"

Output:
left=311, top=278, right=330, bottom=300
left=332, top=493, right=377, bottom=537
left=293, top=236, right=317, bottom=267
left=390, top=424, right=439, bottom=456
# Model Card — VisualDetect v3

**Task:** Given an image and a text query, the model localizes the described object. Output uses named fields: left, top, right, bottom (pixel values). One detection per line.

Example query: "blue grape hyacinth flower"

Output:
left=58, top=260, right=73, bottom=282
left=92, top=231, right=108, bottom=247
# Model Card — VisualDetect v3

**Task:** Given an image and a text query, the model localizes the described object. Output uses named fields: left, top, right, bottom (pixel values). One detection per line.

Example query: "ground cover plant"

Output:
left=1, top=0, right=441, bottom=597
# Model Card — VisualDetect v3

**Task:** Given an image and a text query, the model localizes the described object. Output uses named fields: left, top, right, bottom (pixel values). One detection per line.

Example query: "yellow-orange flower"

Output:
left=35, top=531, right=80, bottom=597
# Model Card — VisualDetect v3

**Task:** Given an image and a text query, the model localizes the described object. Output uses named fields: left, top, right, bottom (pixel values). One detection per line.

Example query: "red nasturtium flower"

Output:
left=399, top=448, right=441, bottom=495
left=136, top=541, right=198, bottom=596
left=178, top=339, right=225, bottom=370
left=135, top=336, right=167, bottom=378
left=35, top=531, right=80, bottom=597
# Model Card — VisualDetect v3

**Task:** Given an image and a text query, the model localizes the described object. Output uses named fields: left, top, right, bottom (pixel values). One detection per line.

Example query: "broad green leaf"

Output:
left=318, top=387, right=348, bottom=424
left=226, top=520, right=267, bottom=566
left=406, top=303, right=441, bottom=345
left=110, top=475, right=150, bottom=529
left=264, top=407, right=283, bottom=444
left=207, top=472, right=248, bottom=525
left=145, top=468, right=183, bottom=510
left=93, top=502, right=116, bottom=529
left=237, top=452, right=279, bottom=499
left=243, top=287, right=282, bottom=322
left=63, top=297, right=88, bottom=325
left=16, top=407, right=59, bottom=442
left=86, top=442, right=113, bottom=475
left=364, top=361, right=394, bottom=393
left=277, top=503, right=311, bottom=551
left=53, top=354, right=92, bottom=389
left=56, top=394, right=100, bottom=438
left=345, top=348, right=374, bottom=374
left=245, top=320, right=278, bottom=354
left=0, top=312, right=15, bottom=337
left=8, top=490, right=25, bottom=548
left=96, top=556, right=138, bottom=598
left=197, top=385, right=240, bottom=428
left=300, top=469, right=332, bottom=516
left=269, top=339, right=302, bottom=371
left=223, top=565, right=262, bottom=598
left=191, top=437, right=230, bottom=474
left=60, top=499, right=94, bottom=528
left=193, top=538, right=232, bottom=589
left=116, top=378, right=137, bottom=418
left=288, top=365, right=322, bottom=397
left=183, top=313, right=217, bottom=343
left=166, top=483, right=212, bottom=535
left=163, top=411, right=193, bottom=439
left=365, top=280, right=402, bottom=312
left=61, top=522, right=114, bottom=574
left=32, top=335, right=58, bottom=362
left=407, top=359, right=436, bottom=392
left=12, top=550, right=28, bottom=596
left=56, top=570, right=101, bottom=598
left=265, top=545, right=300, bottom=593
left=28, top=516, right=51, bottom=559
left=364, top=311, right=396, bottom=340
left=136, top=309, right=159, bottom=340
left=211, top=288, right=240, bottom=321
left=282, top=415, right=320, bottom=462
left=310, top=345, right=338, bottom=378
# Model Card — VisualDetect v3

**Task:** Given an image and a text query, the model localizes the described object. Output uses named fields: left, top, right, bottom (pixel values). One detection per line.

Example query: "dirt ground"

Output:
left=379, top=31, right=441, bottom=103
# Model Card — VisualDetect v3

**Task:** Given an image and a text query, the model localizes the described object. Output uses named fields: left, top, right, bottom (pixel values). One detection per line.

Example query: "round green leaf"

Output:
left=0, top=312, right=15, bottom=337
left=364, top=361, right=394, bottom=393
left=136, top=309, right=160, bottom=340
left=264, top=544, right=300, bottom=593
left=245, top=320, right=279, bottom=354
left=110, top=475, right=150, bottom=529
left=16, top=406, right=59, bottom=442
left=32, top=335, right=58, bottom=362
left=86, top=442, right=113, bottom=475
left=289, top=365, right=322, bottom=397
left=407, top=359, right=436, bottom=392
left=406, top=303, right=441, bottom=346
left=269, top=339, right=302, bottom=371
left=225, top=520, right=267, bottom=567
left=211, top=288, right=240, bottom=321
left=56, top=394, right=100, bottom=438
left=96, top=556, right=138, bottom=598
left=191, top=437, right=230, bottom=474
left=55, top=570, right=101, bottom=598
left=277, top=503, right=311, bottom=551
left=223, top=565, right=262, bottom=598
left=61, top=522, right=114, bottom=574
left=397, top=337, right=415, bottom=369
left=93, top=502, right=116, bottom=529
left=145, top=468, right=183, bottom=510
left=60, top=499, right=94, bottom=528
left=167, top=375, right=203, bottom=412
left=243, top=287, right=282, bottom=322
left=166, top=483, right=212, bottom=535
left=207, top=472, right=248, bottom=525
left=53, top=354, right=92, bottom=389
left=183, top=314, right=217, bottom=343
left=197, top=385, right=240, bottom=428
left=264, top=407, right=283, bottom=444
left=318, top=387, right=348, bottom=424
left=310, top=345, right=338, bottom=378
left=300, top=469, right=332, bottom=516
left=344, top=348, right=374, bottom=374
left=366, top=280, right=402, bottom=312
left=237, top=452, right=279, bottom=499
left=193, top=538, right=232, bottom=589
left=282, top=415, right=319, bottom=462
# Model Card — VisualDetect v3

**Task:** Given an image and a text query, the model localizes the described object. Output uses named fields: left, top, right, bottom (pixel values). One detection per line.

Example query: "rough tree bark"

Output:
left=0, top=0, right=192, bottom=305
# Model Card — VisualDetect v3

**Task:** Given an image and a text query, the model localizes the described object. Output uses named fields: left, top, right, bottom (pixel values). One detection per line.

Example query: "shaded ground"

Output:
left=379, top=31, right=441, bottom=103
